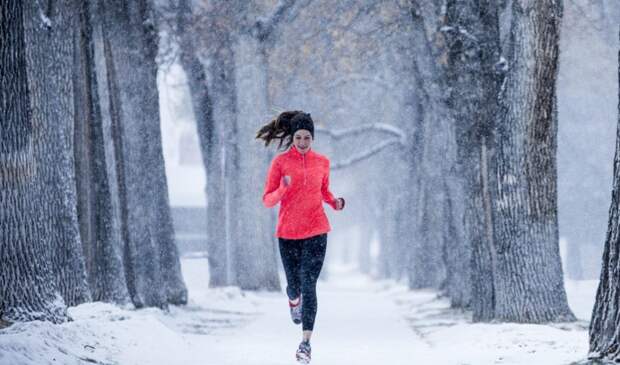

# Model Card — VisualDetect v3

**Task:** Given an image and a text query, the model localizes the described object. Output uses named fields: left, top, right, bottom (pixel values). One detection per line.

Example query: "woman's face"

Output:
left=293, top=130, right=313, bottom=154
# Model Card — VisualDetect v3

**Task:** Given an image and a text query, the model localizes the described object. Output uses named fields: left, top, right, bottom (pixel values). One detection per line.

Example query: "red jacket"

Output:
left=263, top=146, right=339, bottom=239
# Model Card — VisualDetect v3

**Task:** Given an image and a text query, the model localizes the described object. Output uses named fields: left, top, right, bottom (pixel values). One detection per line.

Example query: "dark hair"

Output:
left=256, top=110, right=314, bottom=150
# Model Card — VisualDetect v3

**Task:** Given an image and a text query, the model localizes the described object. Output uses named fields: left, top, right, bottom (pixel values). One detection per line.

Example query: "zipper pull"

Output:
left=303, top=154, right=307, bottom=185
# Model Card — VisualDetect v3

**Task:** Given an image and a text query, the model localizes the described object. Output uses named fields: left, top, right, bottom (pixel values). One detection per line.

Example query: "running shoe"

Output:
left=296, top=340, right=311, bottom=364
left=289, top=296, right=302, bottom=325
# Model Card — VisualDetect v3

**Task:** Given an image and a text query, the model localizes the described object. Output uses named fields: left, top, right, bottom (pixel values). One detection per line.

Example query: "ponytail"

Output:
left=256, top=110, right=302, bottom=150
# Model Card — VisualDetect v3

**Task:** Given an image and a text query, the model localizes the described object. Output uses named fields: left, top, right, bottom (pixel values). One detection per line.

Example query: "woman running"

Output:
left=257, top=111, right=345, bottom=364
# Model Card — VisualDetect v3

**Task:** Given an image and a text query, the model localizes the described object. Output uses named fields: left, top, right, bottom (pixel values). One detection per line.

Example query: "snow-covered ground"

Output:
left=0, top=254, right=596, bottom=365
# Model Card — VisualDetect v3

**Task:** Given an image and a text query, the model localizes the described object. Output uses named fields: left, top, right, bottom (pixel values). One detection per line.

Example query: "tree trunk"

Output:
left=377, top=187, right=398, bottom=279
left=74, top=0, right=129, bottom=303
left=358, top=185, right=375, bottom=275
left=407, top=1, right=458, bottom=290
left=192, top=3, right=230, bottom=288
left=23, top=0, right=91, bottom=307
left=0, top=0, right=67, bottom=324
left=444, top=0, right=502, bottom=318
left=470, top=134, right=498, bottom=320
left=179, top=1, right=241, bottom=287
left=441, top=178, right=470, bottom=307
left=588, top=25, right=620, bottom=362
left=492, top=0, right=574, bottom=322
left=100, top=0, right=186, bottom=308
left=234, top=33, right=281, bottom=290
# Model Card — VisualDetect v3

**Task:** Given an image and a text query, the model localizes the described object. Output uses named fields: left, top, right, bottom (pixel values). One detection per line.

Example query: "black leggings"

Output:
left=278, top=233, right=327, bottom=331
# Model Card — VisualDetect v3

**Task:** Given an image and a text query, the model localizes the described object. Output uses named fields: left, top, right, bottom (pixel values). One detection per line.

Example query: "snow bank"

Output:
left=0, top=302, right=194, bottom=365
left=0, top=255, right=257, bottom=365
left=0, top=256, right=599, bottom=365
left=387, top=278, right=595, bottom=365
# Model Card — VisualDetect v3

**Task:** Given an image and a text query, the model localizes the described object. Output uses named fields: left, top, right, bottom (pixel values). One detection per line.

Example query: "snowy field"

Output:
left=0, top=253, right=597, bottom=365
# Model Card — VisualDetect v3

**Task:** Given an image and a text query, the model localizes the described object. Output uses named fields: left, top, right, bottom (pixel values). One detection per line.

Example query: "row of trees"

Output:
left=3, top=4, right=620, bottom=363
left=1, top=0, right=186, bottom=324
left=559, top=0, right=620, bottom=281
left=393, top=2, right=620, bottom=360
left=327, top=0, right=575, bottom=323
left=166, top=0, right=314, bottom=290
left=165, top=0, right=581, bottom=326
left=167, top=0, right=579, bottom=326
left=242, top=0, right=576, bottom=325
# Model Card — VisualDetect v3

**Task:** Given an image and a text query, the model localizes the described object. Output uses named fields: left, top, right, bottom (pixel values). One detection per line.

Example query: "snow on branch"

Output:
left=315, top=123, right=406, bottom=143
left=331, top=139, right=401, bottom=170
left=440, top=25, right=478, bottom=43
left=36, top=0, right=53, bottom=29
left=326, top=74, right=391, bottom=91
left=253, top=0, right=312, bottom=41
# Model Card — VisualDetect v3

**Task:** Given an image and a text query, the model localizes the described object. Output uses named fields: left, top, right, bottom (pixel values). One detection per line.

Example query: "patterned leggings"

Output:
left=278, top=234, right=327, bottom=331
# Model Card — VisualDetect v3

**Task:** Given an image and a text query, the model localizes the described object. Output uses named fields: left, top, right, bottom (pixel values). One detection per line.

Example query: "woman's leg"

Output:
left=300, top=234, right=327, bottom=339
left=278, top=238, right=303, bottom=301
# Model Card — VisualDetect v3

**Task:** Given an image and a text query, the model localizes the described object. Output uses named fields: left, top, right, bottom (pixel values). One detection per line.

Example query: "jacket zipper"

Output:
left=302, top=153, right=307, bottom=185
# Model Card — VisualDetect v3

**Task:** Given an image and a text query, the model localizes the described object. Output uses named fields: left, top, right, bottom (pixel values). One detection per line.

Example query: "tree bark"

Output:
left=235, top=32, right=281, bottom=290
left=74, top=0, right=129, bottom=303
left=492, top=0, right=574, bottom=322
left=232, top=1, right=313, bottom=291
left=588, top=25, right=620, bottom=362
left=178, top=0, right=235, bottom=287
left=0, top=0, right=67, bottom=324
left=23, top=0, right=91, bottom=307
left=444, top=0, right=502, bottom=318
left=407, top=1, right=460, bottom=291
left=100, top=0, right=187, bottom=308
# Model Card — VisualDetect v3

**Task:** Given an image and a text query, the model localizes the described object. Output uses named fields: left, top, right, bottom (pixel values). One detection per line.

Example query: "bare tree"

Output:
left=492, top=0, right=574, bottom=322
left=444, top=0, right=502, bottom=318
left=99, top=0, right=187, bottom=308
left=2, top=0, right=188, bottom=323
left=406, top=1, right=461, bottom=291
left=175, top=0, right=241, bottom=287
left=233, top=0, right=314, bottom=291
left=73, top=0, right=129, bottom=303
left=588, top=25, right=620, bottom=363
left=23, top=0, right=91, bottom=307
left=0, top=0, right=68, bottom=324
left=406, top=0, right=574, bottom=322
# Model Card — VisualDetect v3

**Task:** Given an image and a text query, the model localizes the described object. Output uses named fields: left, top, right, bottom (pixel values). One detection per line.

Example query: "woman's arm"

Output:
left=263, top=158, right=288, bottom=208
left=321, top=161, right=344, bottom=210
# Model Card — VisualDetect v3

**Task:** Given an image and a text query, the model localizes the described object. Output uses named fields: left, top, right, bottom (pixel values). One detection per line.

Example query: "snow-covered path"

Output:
left=0, top=255, right=594, bottom=365
left=174, top=259, right=590, bottom=365
left=190, top=271, right=434, bottom=365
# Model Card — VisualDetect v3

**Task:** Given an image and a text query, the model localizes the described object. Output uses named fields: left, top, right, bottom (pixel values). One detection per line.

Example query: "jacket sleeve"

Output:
left=321, top=160, right=338, bottom=210
left=263, top=157, right=288, bottom=208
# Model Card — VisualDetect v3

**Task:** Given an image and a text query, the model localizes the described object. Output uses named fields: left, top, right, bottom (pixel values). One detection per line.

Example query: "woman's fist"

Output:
left=335, top=197, right=345, bottom=210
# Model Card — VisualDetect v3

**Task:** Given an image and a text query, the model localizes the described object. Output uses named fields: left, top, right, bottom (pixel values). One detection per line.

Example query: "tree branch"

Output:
left=252, top=0, right=313, bottom=41
left=325, top=74, right=391, bottom=92
left=315, top=123, right=406, bottom=142
left=331, top=139, right=402, bottom=170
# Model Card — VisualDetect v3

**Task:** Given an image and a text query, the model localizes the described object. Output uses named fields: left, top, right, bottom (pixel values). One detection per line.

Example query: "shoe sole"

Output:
left=290, top=299, right=302, bottom=325
left=296, top=352, right=310, bottom=364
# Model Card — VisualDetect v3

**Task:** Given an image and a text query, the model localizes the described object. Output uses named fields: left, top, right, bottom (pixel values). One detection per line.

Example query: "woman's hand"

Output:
left=335, top=197, right=345, bottom=210
left=282, top=175, right=291, bottom=187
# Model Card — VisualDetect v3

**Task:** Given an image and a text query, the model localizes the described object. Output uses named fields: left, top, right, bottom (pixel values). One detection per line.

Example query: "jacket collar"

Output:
left=289, top=145, right=312, bottom=158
